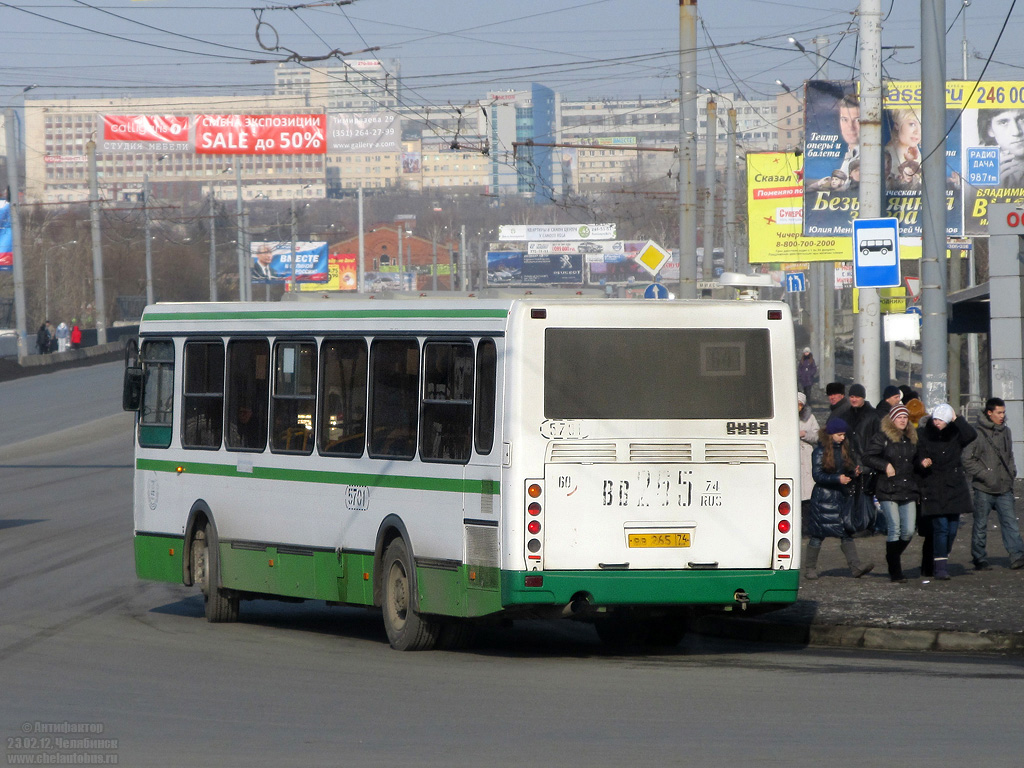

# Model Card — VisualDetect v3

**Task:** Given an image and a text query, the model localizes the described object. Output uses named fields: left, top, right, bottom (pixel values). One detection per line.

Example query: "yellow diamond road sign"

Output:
left=637, top=240, right=670, bottom=276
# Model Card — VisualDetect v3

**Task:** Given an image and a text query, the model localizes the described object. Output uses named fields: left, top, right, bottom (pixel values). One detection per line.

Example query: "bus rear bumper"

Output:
left=502, top=568, right=799, bottom=609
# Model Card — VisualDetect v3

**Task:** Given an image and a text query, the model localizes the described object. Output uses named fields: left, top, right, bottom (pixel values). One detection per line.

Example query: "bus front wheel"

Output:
left=191, top=526, right=239, bottom=623
left=381, top=538, right=439, bottom=651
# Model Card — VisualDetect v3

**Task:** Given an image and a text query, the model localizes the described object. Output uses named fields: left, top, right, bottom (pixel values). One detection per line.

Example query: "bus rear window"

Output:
left=544, top=328, right=773, bottom=420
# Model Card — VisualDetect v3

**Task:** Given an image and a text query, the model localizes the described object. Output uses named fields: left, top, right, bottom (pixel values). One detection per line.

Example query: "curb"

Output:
left=691, top=614, right=1024, bottom=654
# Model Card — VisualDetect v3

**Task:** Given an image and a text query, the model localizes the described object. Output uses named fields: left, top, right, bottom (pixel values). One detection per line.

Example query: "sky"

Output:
left=0, top=0, right=1020, bottom=110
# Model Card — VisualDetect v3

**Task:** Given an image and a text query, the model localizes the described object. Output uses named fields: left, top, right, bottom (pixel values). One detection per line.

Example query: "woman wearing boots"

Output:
left=915, top=403, right=977, bottom=580
left=805, top=417, right=875, bottom=579
left=863, top=405, right=918, bottom=582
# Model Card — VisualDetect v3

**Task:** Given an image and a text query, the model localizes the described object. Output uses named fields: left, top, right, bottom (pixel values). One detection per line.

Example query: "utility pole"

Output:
left=5, top=107, right=28, bottom=359
left=921, top=0, right=948, bottom=408
left=854, top=0, right=883, bottom=401
left=87, top=139, right=108, bottom=345
left=397, top=225, right=404, bottom=291
left=357, top=186, right=365, bottom=293
left=701, top=99, right=717, bottom=281
left=288, top=197, right=298, bottom=294
left=460, top=224, right=467, bottom=291
left=724, top=106, right=737, bottom=273
left=209, top=190, right=218, bottom=301
left=143, top=174, right=154, bottom=305
left=431, top=231, right=438, bottom=291
left=962, top=0, right=979, bottom=404
left=814, top=36, right=835, bottom=387
left=235, top=165, right=247, bottom=302
left=678, top=0, right=698, bottom=299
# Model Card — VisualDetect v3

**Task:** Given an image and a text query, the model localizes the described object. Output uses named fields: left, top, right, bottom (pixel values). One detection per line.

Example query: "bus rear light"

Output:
left=777, top=538, right=791, bottom=552
left=778, top=482, right=791, bottom=497
left=528, top=483, right=542, bottom=498
left=778, top=501, right=791, bottom=516
left=525, top=575, right=543, bottom=587
left=528, top=520, right=541, bottom=535
left=767, top=309, right=783, bottom=320
left=528, top=502, right=541, bottom=516
left=527, top=538, right=541, bottom=552
left=531, top=308, right=547, bottom=319
left=777, top=520, right=791, bottom=534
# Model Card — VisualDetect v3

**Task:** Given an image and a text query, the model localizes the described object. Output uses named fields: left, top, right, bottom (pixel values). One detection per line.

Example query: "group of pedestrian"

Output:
left=800, top=375, right=1024, bottom=583
left=35, top=320, right=81, bottom=354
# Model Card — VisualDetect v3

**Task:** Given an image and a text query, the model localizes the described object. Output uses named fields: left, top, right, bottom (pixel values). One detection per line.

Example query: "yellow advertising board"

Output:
left=747, top=152, right=849, bottom=263
left=297, top=253, right=357, bottom=291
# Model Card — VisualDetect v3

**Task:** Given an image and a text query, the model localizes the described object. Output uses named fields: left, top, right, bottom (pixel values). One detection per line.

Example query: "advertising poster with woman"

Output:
left=803, top=81, right=962, bottom=240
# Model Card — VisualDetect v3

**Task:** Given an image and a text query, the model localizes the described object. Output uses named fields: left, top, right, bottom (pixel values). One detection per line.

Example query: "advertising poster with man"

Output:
left=961, top=83, right=1024, bottom=235
left=0, top=201, right=12, bottom=271
left=802, top=80, right=961, bottom=239
left=251, top=241, right=329, bottom=283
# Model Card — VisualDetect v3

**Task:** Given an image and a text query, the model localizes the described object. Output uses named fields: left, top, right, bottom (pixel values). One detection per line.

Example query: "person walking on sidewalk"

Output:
left=962, top=397, right=1024, bottom=571
left=798, top=392, right=819, bottom=532
left=915, top=403, right=977, bottom=580
left=863, top=405, right=918, bottom=582
left=798, top=348, right=818, bottom=402
left=804, top=417, right=874, bottom=580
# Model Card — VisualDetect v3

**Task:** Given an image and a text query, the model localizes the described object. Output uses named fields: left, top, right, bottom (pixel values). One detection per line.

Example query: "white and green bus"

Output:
left=123, top=297, right=800, bottom=650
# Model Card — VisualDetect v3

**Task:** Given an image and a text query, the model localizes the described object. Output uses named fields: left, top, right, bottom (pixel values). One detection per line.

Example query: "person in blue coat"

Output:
left=804, top=417, right=875, bottom=579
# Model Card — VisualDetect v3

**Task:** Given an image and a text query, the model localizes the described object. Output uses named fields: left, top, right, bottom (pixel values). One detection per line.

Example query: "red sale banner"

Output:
left=195, top=114, right=327, bottom=155
left=103, top=116, right=190, bottom=142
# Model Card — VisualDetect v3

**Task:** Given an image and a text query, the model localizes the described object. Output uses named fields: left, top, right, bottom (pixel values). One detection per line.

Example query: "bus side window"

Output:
left=138, top=339, right=175, bottom=449
left=319, top=339, right=368, bottom=457
left=420, top=341, right=473, bottom=464
left=225, top=339, right=270, bottom=452
left=271, top=341, right=317, bottom=455
left=474, top=338, right=497, bottom=455
left=182, top=340, right=224, bottom=450
left=368, top=339, right=419, bottom=460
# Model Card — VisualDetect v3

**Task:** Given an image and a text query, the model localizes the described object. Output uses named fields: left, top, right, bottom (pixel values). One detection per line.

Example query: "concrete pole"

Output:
left=431, top=231, right=438, bottom=291
left=143, top=174, right=154, bottom=306
left=87, top=140, right=107, bottom=345
left=397, top=225, right=404, bottom=291
left=813, top=36, right=831, bottom=387
left=701, top=99, right=717, bottom=281
left=235, top=165, right=247, bottom=302
left=460, top=224, right=468, bottom=291
left=5, top=107, right=28, bottom=359
left=357, top=186, right=365, bottom=293
left=209, top=190, right=218, bottom=302
left=724, top=107, right=737, bottom=273
left=854, top=0, right=883, bottom=401
left=677, top=0, right=698, bottom=299
left=288, top=197, right=297, bottom=294
left=921, top=0, right=948, bottom=409
left=962, top=1, right=980, bottom=403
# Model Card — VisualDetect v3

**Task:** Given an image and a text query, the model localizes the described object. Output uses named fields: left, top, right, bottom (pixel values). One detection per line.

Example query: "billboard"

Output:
left=100, top=115, right=192, bottom=153
left=251, top=241, right=329, bottom=283
left=196, top=115, right=326, bottom=155
left=327, top=113, right=400, bottom=153
left=0, top=201, right=11, bottom=272
left=802, top=80, right=961, bottom=239
left=747, top=152, right=848, bottom=263
left=296, top=253, right=358, bottom=292
left=497, top=223, right=616, bottom=241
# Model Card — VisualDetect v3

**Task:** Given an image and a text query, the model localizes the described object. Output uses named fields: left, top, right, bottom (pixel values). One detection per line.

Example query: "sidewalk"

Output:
left=693, top=485, right=1024, bottom=654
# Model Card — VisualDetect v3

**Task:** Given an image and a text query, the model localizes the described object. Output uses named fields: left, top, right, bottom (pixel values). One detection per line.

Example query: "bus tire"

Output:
left=381, top=538, right=439, bottom=651
left=191, top=526, right=239, bottom=624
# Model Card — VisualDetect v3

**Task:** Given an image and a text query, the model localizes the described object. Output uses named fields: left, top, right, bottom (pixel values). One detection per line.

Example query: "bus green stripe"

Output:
left=142, top=308, right=509, bottom=322
left=136, top=457, right=501, bottom=495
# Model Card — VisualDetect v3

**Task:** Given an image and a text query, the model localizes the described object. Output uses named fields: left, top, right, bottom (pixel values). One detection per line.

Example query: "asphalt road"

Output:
left=2, top=364, right=1024, bottom=767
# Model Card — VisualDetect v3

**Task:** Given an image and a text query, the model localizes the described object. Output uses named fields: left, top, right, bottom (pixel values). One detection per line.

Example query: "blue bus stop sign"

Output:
left=644, top=282, right=670, bottom=299
left=853, top=217, right=901, bottom=288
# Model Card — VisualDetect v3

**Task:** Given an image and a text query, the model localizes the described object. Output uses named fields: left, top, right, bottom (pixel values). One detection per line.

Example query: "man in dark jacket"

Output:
left=962, top=397, right=1024, bottom=570
left=876, top=385, right=903, bottom=418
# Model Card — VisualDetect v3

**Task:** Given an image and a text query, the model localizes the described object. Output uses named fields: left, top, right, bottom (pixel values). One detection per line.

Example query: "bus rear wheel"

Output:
left=191, top=526, right=239, bottom=623
left=381, top=538, right=439, bottom=651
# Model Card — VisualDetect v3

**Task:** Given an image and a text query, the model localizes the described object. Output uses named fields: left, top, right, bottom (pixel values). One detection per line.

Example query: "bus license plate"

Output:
left=628, top=532, right=691, bottom=548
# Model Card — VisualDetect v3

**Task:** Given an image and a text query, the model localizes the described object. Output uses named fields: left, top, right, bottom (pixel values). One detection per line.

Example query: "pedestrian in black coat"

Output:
left=804, top=417, right=874, bottom=580
left=915, top=403, right=977, bottom=580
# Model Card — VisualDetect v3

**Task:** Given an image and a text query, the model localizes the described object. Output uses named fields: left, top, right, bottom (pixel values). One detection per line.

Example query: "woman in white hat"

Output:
left=915, top=403, right=977, bottom=580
